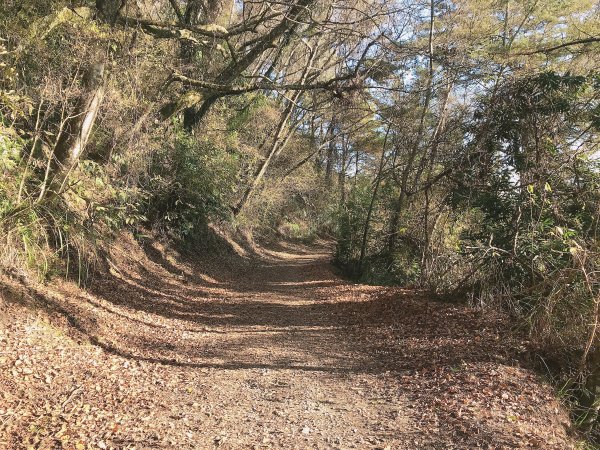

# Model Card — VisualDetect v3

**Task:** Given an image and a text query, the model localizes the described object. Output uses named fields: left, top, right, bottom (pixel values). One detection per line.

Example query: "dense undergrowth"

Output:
left=332, top=72, right=600, bottom=437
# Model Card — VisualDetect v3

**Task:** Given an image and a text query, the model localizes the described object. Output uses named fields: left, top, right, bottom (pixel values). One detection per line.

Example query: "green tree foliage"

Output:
left=143, top=122, right=239, bottom=240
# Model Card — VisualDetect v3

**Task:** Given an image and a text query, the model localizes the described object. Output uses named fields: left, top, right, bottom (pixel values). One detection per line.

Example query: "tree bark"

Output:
left=387, top=0, right=435, bottom=255
left=339, top=134, right=348, bottom=204
left=184, top=0, right=316, bottom=129
left=358, top=126, right=390, bottom=273
left=39, top=63, right=106, bottom=200
left=96, top=0, right=124, bottom=24
left=232, top=44, right=317, bottom=215
left=324, top=119, right=336, bottom=185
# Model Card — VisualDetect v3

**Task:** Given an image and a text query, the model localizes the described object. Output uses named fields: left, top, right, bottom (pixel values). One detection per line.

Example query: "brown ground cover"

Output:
left=0, top=235, right=575, bottom=449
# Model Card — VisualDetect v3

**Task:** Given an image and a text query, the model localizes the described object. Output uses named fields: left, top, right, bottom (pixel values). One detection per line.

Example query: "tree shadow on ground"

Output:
left=2, top=232, right=517, bottom=377
left=0, top=242, right=572, bottom=449
left=2, top=257, right=513, bottom=378
left=7, top=236, right=513, bottom=378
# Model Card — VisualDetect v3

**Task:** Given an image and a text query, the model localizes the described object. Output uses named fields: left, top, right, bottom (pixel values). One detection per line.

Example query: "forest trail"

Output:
left=1, top=237, right=575, bottom=449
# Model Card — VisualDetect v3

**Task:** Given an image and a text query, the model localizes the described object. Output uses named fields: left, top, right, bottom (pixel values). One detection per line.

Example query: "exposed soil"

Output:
left=0, top=235, right=577, bottom=449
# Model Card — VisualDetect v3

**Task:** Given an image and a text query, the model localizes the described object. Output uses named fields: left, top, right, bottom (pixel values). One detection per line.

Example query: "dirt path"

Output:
left=0, top=238, right=576, bottom=449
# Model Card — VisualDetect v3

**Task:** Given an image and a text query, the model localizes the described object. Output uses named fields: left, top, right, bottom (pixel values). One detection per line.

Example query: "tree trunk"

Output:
left=419, top=81, right=452, bottom=280
left=39, top=63, right=106, bottom=200
left=96, top=0, right=124, bottom=24
left=339, top=134, right=348, bottom=204
left=205, top=0, right=234, bottom=26
left=358, top=126, right=390, bottom=273
left=232, top=90, right=299, bottom=215
left=387, top=0, right=435, bottom=255
left=232, top=44, right=317, bottom=215
left=582, top=345, right=600, bottom=428
left=324, top=119, right=336, bottom=186
left=184, top=0, right=316, bottom=129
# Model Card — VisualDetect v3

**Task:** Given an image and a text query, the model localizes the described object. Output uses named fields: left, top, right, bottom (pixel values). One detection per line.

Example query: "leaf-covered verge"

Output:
left=1, top=0, right=599, bottom=443
left=0, top=236, right=583, bottom=449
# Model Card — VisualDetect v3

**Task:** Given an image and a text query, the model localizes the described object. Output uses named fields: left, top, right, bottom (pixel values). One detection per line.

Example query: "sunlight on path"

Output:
left=0, top=240, right=575, bottom=449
